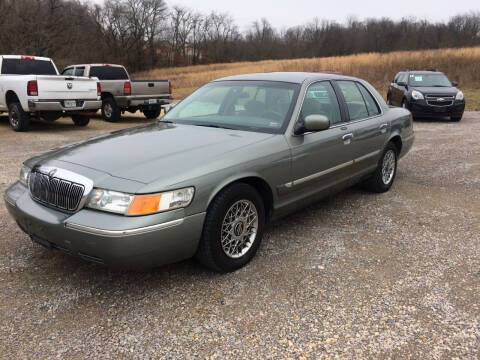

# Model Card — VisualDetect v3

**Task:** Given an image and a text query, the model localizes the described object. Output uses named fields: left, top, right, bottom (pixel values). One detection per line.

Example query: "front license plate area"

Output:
left=64, top=100, right=77, bottom=108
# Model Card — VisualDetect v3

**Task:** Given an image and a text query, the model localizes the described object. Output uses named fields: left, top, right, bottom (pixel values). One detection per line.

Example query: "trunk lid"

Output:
left=131, top=80, right=170, bottom=97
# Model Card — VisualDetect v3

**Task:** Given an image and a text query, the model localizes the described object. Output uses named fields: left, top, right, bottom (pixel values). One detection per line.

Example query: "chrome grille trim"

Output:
left=425, top=95, right=454, bottom=107
left=28, top=168, right=91, bottom=212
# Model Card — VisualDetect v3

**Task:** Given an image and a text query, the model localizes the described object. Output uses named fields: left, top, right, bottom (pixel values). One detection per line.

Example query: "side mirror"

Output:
left=304, top=114, right=330, bottom=132
left=452, top=81, right=459, bottom=87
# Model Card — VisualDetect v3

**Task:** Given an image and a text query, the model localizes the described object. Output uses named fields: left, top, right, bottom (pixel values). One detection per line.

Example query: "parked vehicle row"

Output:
left=0, top=55, right=173, bottom=131
left=5, top=72, right=414, bottom=272
left=387, top=70, right=465, bottom=121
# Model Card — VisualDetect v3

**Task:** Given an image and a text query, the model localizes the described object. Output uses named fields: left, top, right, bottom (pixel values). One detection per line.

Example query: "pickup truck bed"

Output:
left=62, top=64, right=172, bottom=122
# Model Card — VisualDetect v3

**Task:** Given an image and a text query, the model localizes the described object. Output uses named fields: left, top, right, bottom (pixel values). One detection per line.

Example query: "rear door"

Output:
left=335, top=80, right=387, bottom=176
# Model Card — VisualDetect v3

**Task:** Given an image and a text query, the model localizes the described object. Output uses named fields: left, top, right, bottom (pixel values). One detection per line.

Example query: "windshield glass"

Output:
left=163, top=81, right=300, bottom=134
left=408, top=73, right=452, bottom=87
left=1, top=59, right=57, bottom=75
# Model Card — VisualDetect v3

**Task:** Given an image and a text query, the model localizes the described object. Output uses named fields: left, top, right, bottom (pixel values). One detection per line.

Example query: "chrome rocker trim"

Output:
left=65, top=218, right=184, bottom=236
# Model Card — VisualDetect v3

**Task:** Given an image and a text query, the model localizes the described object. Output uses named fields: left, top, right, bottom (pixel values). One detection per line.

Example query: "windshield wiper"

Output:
left=193, top=124, right=234, bottom=130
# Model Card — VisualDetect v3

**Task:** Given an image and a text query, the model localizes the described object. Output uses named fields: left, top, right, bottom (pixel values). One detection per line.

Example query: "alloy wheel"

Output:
left=221, top=200, right=258, bottom=259
left=381, top=149, right=396, bottom=185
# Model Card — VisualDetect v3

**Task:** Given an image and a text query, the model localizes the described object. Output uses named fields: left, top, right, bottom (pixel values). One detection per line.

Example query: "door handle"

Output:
left=342, top=133, right=353, bottom=144
left=379, top=123, right=388, bottom=133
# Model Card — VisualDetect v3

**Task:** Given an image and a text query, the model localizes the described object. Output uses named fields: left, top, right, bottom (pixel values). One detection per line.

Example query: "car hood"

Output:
left=411, top=86, right=459, bottom=95
left=26, top=122, right=274, bottom=184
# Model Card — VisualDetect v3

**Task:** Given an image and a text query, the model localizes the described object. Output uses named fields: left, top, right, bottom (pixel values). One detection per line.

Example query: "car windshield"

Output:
left=163, top=80, right=300, bottom=134
left=408, top=73, right=452, bottom=87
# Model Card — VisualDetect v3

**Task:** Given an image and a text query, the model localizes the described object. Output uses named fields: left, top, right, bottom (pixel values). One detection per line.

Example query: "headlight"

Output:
left=411, top=90, right=424, bottom=100
left=86, top=187, right=194, bottom=216
left=456, top=91, right=464, bottom=101
left=19, top=165, right=31, bottom=186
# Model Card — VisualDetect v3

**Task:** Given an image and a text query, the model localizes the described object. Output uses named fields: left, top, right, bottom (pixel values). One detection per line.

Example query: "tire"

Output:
left=101, top=97, right=121, bottom=122
left=451, top=115, right=462, bottom=122
left=8, top=102, right=30, bottom=132
left=71, top=115, right=90, bottom=126
left=196, top=183, right=265, bottom=273
left=362, top=142, right=398, bottom=193
left=143, top=105, right=161, bottom=119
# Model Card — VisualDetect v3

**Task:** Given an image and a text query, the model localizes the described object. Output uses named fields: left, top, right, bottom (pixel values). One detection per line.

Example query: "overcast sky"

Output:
left=89, top=0, right=478, bottom=31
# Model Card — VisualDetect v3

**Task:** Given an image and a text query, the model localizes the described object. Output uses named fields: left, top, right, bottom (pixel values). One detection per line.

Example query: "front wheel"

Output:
left=362, top=142, right=398, bottom=193
left=143, top=105, right=161, bottom=119
left=451, top=115, right=462, bottom=122
left=196, top=183, right=265, bottom=272
left=8, top=102, right=30, bottom=132
left=71, top=115, right=90, bottom=126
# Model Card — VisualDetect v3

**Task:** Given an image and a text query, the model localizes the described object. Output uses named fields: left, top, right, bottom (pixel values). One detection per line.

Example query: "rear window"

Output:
left=1, top=59, right=57, bottom=75
left=89, top=66, right=128, bottom=80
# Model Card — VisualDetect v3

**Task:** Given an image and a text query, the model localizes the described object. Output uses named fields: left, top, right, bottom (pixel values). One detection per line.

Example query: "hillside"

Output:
left=136, top=47, right=480, bottom=110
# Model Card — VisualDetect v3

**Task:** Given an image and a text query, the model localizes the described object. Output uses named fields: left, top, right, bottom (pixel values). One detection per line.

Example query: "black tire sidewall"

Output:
left=101, top=97, right=120, bottom=122
left=8, top=102, right=30, bottom=131
left=72, top=115, right=90, bottom=126
left=199, top=183, right=265, bottom=272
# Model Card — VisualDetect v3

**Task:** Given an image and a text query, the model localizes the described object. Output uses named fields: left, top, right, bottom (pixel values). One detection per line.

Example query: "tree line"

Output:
left=0, top=0, right=479, bottom=73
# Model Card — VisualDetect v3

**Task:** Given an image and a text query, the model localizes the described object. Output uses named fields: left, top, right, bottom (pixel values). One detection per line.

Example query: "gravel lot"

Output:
left=0, top=112, right=479, bottom=359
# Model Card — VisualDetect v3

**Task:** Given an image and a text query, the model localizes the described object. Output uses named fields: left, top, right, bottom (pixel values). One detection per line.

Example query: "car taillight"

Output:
left=124, top=81, right=131, bottom=96
left=169, top=81, right=173, bottom=95
left=21, top=56, right=35, bottom=60
left=27, top=80, right=38, bottom=96
left=97, top=82, right=101, bottom=97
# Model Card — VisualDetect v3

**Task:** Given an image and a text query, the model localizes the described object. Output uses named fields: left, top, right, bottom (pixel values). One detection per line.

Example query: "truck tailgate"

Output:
left=131, top=80, right=170, bottom=97
left=36, top=75, right=98, bottom=100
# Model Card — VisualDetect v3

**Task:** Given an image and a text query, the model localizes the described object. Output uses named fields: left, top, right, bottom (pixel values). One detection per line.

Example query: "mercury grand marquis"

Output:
left=4, top=72, right=414, bottom=272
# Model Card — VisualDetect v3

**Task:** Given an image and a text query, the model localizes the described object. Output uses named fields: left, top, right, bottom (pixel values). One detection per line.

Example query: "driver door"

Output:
left=287, top=81, right=354, bottom=196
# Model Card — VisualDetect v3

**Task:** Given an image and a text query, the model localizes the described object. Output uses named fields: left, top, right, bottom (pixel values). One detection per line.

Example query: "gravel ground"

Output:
left=0, top=112, right=479, bottom=359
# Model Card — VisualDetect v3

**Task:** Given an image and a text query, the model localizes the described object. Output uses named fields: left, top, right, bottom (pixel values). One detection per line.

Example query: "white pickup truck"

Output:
left=0, top=55, right=102, bottom=131
left=61, top=64, right=172, bottom=122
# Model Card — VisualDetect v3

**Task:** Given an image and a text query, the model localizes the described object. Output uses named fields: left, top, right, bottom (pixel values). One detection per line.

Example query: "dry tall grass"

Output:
left=136, top=47, right=480, bottom=109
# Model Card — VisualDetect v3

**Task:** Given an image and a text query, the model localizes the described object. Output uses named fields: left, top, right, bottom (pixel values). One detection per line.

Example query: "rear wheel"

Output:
left=8, top=102, right=30, bottom=132
left=71, top=115, right=90, bottom=126
left=101, top=97, right=121, bottom=122
left=143, top=105, right=161, bottom=119
left=362, top=142, right=398, bottom=193
left=196, top=183, right=265, bottom=272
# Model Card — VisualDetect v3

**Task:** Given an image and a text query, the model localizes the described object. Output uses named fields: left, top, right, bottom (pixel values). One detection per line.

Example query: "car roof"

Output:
left=214, top=72, right=356, bottom=84
left=0, top=55, right=52, bottom=61
left=403, top=70, right=444, bottom=75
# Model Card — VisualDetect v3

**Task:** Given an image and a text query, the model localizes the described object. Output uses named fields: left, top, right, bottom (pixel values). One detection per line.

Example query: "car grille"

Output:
left=28, top=170, right=85, bottom=211
left=425, top=95, right=454, bottom=107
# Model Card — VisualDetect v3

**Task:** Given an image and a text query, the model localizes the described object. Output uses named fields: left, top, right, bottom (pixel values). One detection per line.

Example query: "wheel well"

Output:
left=213, top=177, right=274, bottom=220
left=101, top=92, right=113, bottom=100
left=390, top=135, right=402, bottom=154
left=6, top=91, right=19, bottom=106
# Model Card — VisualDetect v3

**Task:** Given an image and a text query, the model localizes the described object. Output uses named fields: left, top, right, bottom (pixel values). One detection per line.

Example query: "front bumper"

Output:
left=4, top=181, right=205, bottom=268
left=28, top=99, right=102, bottom=112
left=409, top=100, right=465, bottom=118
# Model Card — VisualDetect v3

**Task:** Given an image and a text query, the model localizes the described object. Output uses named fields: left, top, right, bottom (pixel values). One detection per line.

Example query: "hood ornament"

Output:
left=47, top=168, right=57, bottom=179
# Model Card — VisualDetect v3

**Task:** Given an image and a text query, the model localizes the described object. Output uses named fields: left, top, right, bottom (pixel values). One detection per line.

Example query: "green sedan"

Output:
left=4, top=72, right=414, bottom=272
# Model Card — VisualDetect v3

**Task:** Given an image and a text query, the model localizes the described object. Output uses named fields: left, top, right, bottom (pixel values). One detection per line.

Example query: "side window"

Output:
left=393, top=73, right=401, bottom=83
left=74, top=67, right=85, bottom=76
left=357, top=84, right=380, bottom=116
left=337, top=81, right=369, bottom=121
left=398, top=73, right=408, bottom=85
left=62, top=67, right=74, bottom=76
left=301, top=81, right=342, bottom=125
